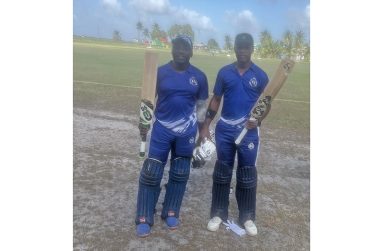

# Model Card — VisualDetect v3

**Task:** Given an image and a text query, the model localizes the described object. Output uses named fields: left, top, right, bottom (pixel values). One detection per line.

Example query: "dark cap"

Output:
left=234, top=33, right=254, bottom=48
left=172, top=35, right=193, bottom=50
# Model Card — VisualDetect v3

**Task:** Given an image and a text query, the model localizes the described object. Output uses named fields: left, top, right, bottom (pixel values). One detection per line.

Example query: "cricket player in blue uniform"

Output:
left=135, top=35, right=209, bottom=237
left=198, top=33, right=269, bottom=236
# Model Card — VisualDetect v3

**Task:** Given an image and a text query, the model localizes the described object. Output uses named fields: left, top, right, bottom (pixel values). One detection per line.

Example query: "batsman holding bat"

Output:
left=198, top=33, right=269, bottom=236
left=135, top=35, right=209, bottom=237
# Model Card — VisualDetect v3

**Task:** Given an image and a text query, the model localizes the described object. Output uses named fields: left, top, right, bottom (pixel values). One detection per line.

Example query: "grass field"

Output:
left=74, top=37, right=309, bottom=131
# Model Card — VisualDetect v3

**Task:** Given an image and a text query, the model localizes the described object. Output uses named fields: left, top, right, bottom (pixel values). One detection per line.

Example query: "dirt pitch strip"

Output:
left=74, top=84, right=309, bottom=250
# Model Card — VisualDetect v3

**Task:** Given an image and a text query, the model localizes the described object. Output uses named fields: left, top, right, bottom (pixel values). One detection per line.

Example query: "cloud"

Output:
left=286, top=5, right=310, bottom=37
left=102, top=0, right=123, bottom=16
left=225, top=10, right=258, bottom=34
left=128, top=0, right=214, bottom=31
left=102, top=0, right=121, bottom=10
left=129, top=0, right=172, bottom=14
left=175, top=8, right=214, bottom=31
left=287, top=6, right=310, bottom=27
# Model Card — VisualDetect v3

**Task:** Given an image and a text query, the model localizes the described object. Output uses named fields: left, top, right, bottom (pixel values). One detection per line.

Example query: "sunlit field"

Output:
left=74, top=37, right=309, bottom=131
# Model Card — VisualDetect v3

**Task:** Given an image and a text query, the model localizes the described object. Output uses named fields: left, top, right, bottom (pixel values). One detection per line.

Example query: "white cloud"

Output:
left=306, top=4, right=310, bottom=19
left=102, top=0, right=123, bottom=16
left=102, top=0, right=121, bottom=11
left=225, top=10, right=258, bottom=34
left=129, top=0, right=172, bottom=14
left=128, top=0, right=214, bottom=31
left=175, top=8, right=214, bottom=31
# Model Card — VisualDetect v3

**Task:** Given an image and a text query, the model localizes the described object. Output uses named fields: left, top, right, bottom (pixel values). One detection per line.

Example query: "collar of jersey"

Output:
left=230, top=62, right=257, bottom=74
left=167, top=61, right=193, bottom=73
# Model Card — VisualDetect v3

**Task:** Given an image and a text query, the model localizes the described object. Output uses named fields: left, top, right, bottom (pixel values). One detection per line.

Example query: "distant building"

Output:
left=193, top=42, right=208, bottom=50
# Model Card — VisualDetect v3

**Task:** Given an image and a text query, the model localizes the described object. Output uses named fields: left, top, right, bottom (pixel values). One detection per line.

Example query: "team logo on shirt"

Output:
left=189, top=76, right=198, bottom=86
left=249, top=77, right=258, bottom=88
left=189, top=137, right=195, bottom=144
left=248, top=142, right=255, bottom=150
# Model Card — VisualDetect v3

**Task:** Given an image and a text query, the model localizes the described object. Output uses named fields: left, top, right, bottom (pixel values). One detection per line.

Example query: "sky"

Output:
left=73, top=0, right=310, bottom=46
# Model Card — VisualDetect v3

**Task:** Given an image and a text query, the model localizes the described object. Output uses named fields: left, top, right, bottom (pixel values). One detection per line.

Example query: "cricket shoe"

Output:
left=207, top=216, right=222, bottom=232
left=165, top=216, right=180, bottom=230
left=244, top=220, right=258, bottom=236
left=136, top=223, right=151, bottom=238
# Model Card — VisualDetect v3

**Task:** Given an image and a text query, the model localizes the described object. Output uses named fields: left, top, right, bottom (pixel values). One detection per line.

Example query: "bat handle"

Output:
left=139, top=133, right=147, bottom=158
left=235, top=127, right=248, bottom=145
left=139, top=141, right=146, bottom=158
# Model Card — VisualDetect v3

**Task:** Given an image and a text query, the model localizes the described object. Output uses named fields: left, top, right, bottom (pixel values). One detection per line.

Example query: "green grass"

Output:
left=74, top=37, right=310, bottom=132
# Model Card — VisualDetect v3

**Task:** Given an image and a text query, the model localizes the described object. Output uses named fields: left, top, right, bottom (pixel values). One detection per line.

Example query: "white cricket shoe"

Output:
left=244, top=220, right=258, bottom=236
left=207, top=216, right=222, bottom=232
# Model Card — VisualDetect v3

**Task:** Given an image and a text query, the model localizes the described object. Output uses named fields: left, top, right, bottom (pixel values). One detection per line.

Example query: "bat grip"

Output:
left=139, top=133, right=147, bottom=158
left=139, top=141, right=146, bottom=158
left=235, top=127, right=248, bottom=145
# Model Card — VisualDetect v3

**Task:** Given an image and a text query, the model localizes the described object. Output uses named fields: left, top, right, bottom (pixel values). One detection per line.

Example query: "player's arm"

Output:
left=196, top=72, right=210, bottom=131
left=198, top=95, right=221, bottom=143
left=196, top=99, right=207, bottom=131
left=192, top=95, right=220, bottom=168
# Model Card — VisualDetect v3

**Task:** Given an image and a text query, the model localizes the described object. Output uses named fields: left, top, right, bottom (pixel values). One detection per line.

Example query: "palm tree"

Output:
left=303, top=42, right=310, bottom=61
left=143, top=28, right=150, bottom=41
left=282, top=30, right=294, bottom=59
left=136, top=21, right=143, bottom=42
left=259, top=30, right=273, bottom=58
left=113, top=30, right=122, bottom=41
left=151, top=23, right=161, bottom=40
left=207, top=39, right=219, bottom=50
left=294, top=30, right=305, bottom=60
left=224, top=35, right=233, bottom=52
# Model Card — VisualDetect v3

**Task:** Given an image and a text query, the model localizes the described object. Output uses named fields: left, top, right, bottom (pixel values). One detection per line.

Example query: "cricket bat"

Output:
left=138, top=51, right=159, bottom=157
left=235, top=59, right=295, bottom=145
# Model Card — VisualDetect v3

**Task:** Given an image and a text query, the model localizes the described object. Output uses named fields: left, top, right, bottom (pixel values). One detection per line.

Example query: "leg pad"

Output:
left=135, top=158, right=164, bottom=226
left=210, top=160, right=234, bottom=221
left=236, top=165, right=257, bottom=225
left=161, top=157, right=191, bottom=219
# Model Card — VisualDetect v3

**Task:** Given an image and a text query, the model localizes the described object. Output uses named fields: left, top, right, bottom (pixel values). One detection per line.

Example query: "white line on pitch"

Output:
left=74, top=80, right=140, bottom=89
left=274, top=98, right=310, bottom=104
left=74, top=80, right=309, bottom=104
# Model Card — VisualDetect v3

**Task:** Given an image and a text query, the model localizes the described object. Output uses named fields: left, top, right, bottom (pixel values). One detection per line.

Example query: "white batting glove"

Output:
left=192, top=137, right=216, bottom=169
left=200, top=137, right=216, bottom=160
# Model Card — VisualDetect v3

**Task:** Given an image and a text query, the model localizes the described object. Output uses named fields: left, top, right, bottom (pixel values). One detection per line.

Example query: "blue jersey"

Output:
left=214, top=62, right=269, bottom=126
left=155, top=61, right=209, bottom=135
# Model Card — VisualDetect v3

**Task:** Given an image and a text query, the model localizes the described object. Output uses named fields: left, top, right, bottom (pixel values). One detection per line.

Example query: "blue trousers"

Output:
left=135, top=121, right=196, bottom=226
left=210, top=120, right=259, bottom=225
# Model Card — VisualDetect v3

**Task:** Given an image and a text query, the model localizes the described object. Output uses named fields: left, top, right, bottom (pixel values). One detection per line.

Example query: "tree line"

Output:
left=113, top=22, right=310, bottom=61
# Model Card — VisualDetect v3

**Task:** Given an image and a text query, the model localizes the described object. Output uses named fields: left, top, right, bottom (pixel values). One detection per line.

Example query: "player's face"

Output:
left=234, top=45, right=253, bottom=64
left=172, top=42, right=192, bottom=64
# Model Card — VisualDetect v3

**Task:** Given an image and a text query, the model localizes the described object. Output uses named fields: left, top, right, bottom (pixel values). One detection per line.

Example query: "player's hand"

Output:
left=192, top=138, right=216, bottom=169
left=192, top=146, right=206, bottom=168
left=245, top=117, right=259, bottom=130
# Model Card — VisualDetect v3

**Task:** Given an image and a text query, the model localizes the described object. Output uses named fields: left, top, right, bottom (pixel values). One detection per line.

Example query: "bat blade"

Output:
left=235, top=59, right=295, bottom=145
left=138, top=51, right=159, bottom=157
left=263, top=58, right=294, bottom=99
